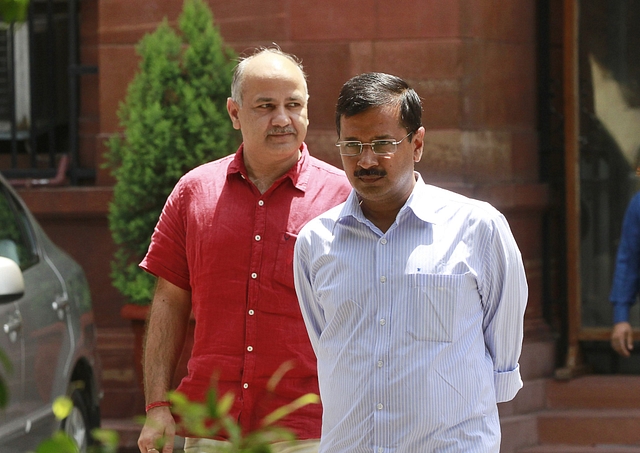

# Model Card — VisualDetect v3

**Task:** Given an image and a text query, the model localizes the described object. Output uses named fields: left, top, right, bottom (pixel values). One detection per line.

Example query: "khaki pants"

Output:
left=183, top=437, right=320, bottom=453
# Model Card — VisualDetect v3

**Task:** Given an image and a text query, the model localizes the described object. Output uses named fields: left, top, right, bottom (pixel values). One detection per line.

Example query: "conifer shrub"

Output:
left=105, top=0, right=238, bottom=305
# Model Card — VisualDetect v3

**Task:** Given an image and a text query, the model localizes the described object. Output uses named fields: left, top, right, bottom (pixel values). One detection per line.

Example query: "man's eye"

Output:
left=345, top=142, right=361, bottom=148
left=373, top=140, right=394, bottom=146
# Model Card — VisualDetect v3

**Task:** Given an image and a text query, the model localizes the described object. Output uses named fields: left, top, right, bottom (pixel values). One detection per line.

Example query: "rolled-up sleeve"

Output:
left=480, top=214, right=528, bottom=403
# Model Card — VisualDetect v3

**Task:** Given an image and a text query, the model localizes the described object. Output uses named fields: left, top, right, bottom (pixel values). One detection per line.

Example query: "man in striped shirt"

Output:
left=293, top=72, right=528, bottom=453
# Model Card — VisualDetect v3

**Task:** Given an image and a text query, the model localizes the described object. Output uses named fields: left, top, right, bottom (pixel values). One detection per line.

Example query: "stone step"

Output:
left=546, top=376, right=640, bottom=410
left=536, top=408, right=640, bottom=446
left=519, top=445, right=640, bottom=453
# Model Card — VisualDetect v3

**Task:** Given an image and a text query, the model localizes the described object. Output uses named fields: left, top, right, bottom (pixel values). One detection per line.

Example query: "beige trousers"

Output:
left=183, top=437, right=320, bottom=453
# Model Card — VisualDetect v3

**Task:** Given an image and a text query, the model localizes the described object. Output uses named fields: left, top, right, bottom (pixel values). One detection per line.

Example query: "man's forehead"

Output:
left=246, top=88, right=306, bottom=102
left=242, top=75, right=307, bottom=101
left=242, top=55, right=306, bottom=94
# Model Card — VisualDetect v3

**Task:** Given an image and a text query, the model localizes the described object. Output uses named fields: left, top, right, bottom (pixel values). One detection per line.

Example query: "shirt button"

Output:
left=247, top=346, right=253, bottom=352
left=248, top=309, right=255, bottom=315
left=258, top=200, right=264, bottom=206
left=380, top=276, right=387, bottom=283
left=380, top=238, right=387, bottom=245
left=379, top=319, right=386, bottom=326
left=255, top=235, right=261, bottom=241
left=376, top=403, right=384, bottom=410
left=251, top=272, right=257, bottom=279
left=378, top=448, right=383, bottom=453
left=243, top=383, right=249, bottom=389
left=377, top=360, right=384, bottom=368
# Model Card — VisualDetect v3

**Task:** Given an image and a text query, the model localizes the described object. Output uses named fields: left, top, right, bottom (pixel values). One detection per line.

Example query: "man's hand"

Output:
left=138, top=407, right=176, bottom=453
left=611, top=321, right=634, bottom=357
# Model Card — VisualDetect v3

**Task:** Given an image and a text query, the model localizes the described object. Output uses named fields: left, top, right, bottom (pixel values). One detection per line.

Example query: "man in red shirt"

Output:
left=137, top=47, right=351, bottom=453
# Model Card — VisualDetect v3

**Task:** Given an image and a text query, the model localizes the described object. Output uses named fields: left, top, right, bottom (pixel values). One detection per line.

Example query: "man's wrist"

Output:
left=145, top=400, right=171, bottom=412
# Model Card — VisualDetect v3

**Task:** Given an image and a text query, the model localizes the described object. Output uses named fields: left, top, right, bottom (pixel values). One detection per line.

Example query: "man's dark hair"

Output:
left=335, top=72, right=423, bottom=137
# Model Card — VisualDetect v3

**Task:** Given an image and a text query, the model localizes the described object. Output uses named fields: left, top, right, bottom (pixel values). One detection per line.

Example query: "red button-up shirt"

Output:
left=140, top=144, right=351, bottom=439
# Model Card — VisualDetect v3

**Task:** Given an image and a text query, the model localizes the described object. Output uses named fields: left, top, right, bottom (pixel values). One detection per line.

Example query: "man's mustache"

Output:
left=354, top=169, right=386, bottom=178
left=267, top=127, right=296, bottom=135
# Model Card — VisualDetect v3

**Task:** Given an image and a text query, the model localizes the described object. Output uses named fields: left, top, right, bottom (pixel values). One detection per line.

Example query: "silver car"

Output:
left=0, top=173, right=102, bottom=452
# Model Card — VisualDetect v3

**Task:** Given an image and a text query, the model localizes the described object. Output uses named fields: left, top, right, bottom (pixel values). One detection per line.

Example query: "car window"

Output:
left=0, top=186, right=38, bottom=270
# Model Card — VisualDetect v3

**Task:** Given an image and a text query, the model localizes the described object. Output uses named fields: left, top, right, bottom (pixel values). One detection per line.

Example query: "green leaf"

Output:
left=35, top=431, right=77, bottom=453
left=52, top=396, right=73, bottom=420
left=261, top=393, right=320, bottom=427
left=91, top=428, right=120, bottom=453
left=0, top=0, right=30, bottom=23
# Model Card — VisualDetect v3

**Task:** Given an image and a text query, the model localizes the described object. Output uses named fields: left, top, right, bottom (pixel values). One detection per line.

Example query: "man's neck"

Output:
left=244, top=148, right=301, bottom=194
left=360, top=202, right=401, bottom=233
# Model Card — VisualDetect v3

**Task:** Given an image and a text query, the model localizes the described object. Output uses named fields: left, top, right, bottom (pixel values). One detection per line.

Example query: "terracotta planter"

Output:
left=120, top=304, right=194, bottom=391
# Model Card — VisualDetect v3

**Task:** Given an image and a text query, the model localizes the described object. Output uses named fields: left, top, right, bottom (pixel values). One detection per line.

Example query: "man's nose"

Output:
left=357, top=145, right=379, bottom=169
left=272, top=105, right=291, bottom=127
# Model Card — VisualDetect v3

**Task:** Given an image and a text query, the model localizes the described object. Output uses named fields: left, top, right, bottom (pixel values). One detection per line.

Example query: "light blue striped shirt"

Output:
left=293, top=174, right=528, bottom=453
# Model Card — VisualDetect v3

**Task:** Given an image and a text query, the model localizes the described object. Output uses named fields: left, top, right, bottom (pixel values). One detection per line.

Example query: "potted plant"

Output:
left=104, top=0, right=238, bottom=389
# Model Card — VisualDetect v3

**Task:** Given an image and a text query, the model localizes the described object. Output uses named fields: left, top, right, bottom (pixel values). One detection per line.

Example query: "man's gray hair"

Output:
left=230, top=45, right=308, bottom=105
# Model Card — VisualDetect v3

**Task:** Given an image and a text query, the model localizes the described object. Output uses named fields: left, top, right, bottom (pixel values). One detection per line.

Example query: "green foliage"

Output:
left=37, top=374, right=320, bottom=453
left=0, top=0, right=29, bottom=22
left=32, top=396, right=119, bottom=453
left=105, top=0, right=238, bottom=305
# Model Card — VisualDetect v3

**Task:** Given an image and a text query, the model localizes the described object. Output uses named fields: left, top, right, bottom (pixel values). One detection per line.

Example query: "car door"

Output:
left=19, top=231, right=72, bottom=438
left=0, top=183, right=71, bottom=449
left=0, top=184, right=34, bottom=438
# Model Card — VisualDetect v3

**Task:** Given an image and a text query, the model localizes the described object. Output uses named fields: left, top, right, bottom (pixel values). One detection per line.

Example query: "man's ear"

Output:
left=227, top=97, right=241, bottom=130
left=413, top=126, right=425, bottom=163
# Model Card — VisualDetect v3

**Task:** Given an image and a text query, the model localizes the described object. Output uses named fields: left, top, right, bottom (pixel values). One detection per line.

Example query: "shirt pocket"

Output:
left=408, top=273, right=470, bottom=342
left=273, top=231, right=298, bottom=288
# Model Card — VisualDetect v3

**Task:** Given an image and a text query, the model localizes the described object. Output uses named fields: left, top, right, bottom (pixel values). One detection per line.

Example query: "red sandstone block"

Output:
left=511, top=130, right=539, bottom=182
left=80, top=45, right=99, bottom=66
left=373, top=40, right=463, bottom=80
left=418, top=130, right=465, bottom=183
left=98, top=45, right=139, bottom=134
left=288, top=43, right=352, bottom=130
left=78, top=133, right=98, bottom=169
left=207, top=0, right=287, bottom=20
left=216, top=15, right=289, bottom=43
left=537, top=409, right=640, bottom=445
left=290, top=0, right=377, bottom=41
left=462, top=0, right=535, bottom=43
left=462, top=41, right=536, bottom=129
left=482, top=42, right=536, bottom=128
left=546, top=376, right=640, bottom=410
left=349, top=41, right=374, bottom=75
left=377, top=0, right=461, bottom=39
left=490, top=0, right=536, bottom=43
left=80, top=75, right=99, bottom=117
left=419, top=92, right=462, bottom=130
left=99, top=0, right=182, bottom=41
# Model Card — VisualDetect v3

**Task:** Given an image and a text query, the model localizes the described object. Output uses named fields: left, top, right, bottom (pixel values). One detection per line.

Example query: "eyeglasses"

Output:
left=336, top=132, right=414, bottom=156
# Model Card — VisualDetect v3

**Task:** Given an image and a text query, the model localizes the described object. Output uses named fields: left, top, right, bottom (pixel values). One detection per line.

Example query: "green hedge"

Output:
left=105, top=0, right=238, bottom=305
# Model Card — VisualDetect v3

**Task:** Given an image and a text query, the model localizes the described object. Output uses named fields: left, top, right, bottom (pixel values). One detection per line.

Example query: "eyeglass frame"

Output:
left=335, top=131, right=415, bottom=156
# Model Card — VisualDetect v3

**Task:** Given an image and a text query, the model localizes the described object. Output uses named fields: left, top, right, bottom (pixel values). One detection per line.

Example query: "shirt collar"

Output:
left=336, top=172, right=442, bottom=231
left=227, top=142, right=311, bottom=192
left=404, top=173, right=442, bottom=225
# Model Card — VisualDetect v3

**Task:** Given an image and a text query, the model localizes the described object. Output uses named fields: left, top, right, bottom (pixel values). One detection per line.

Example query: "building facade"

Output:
left=7, top=0, right=636, bottom=450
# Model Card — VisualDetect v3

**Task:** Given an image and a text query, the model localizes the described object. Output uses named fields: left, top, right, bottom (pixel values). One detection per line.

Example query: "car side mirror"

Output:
left=0, top=256, right=25, bottom=304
